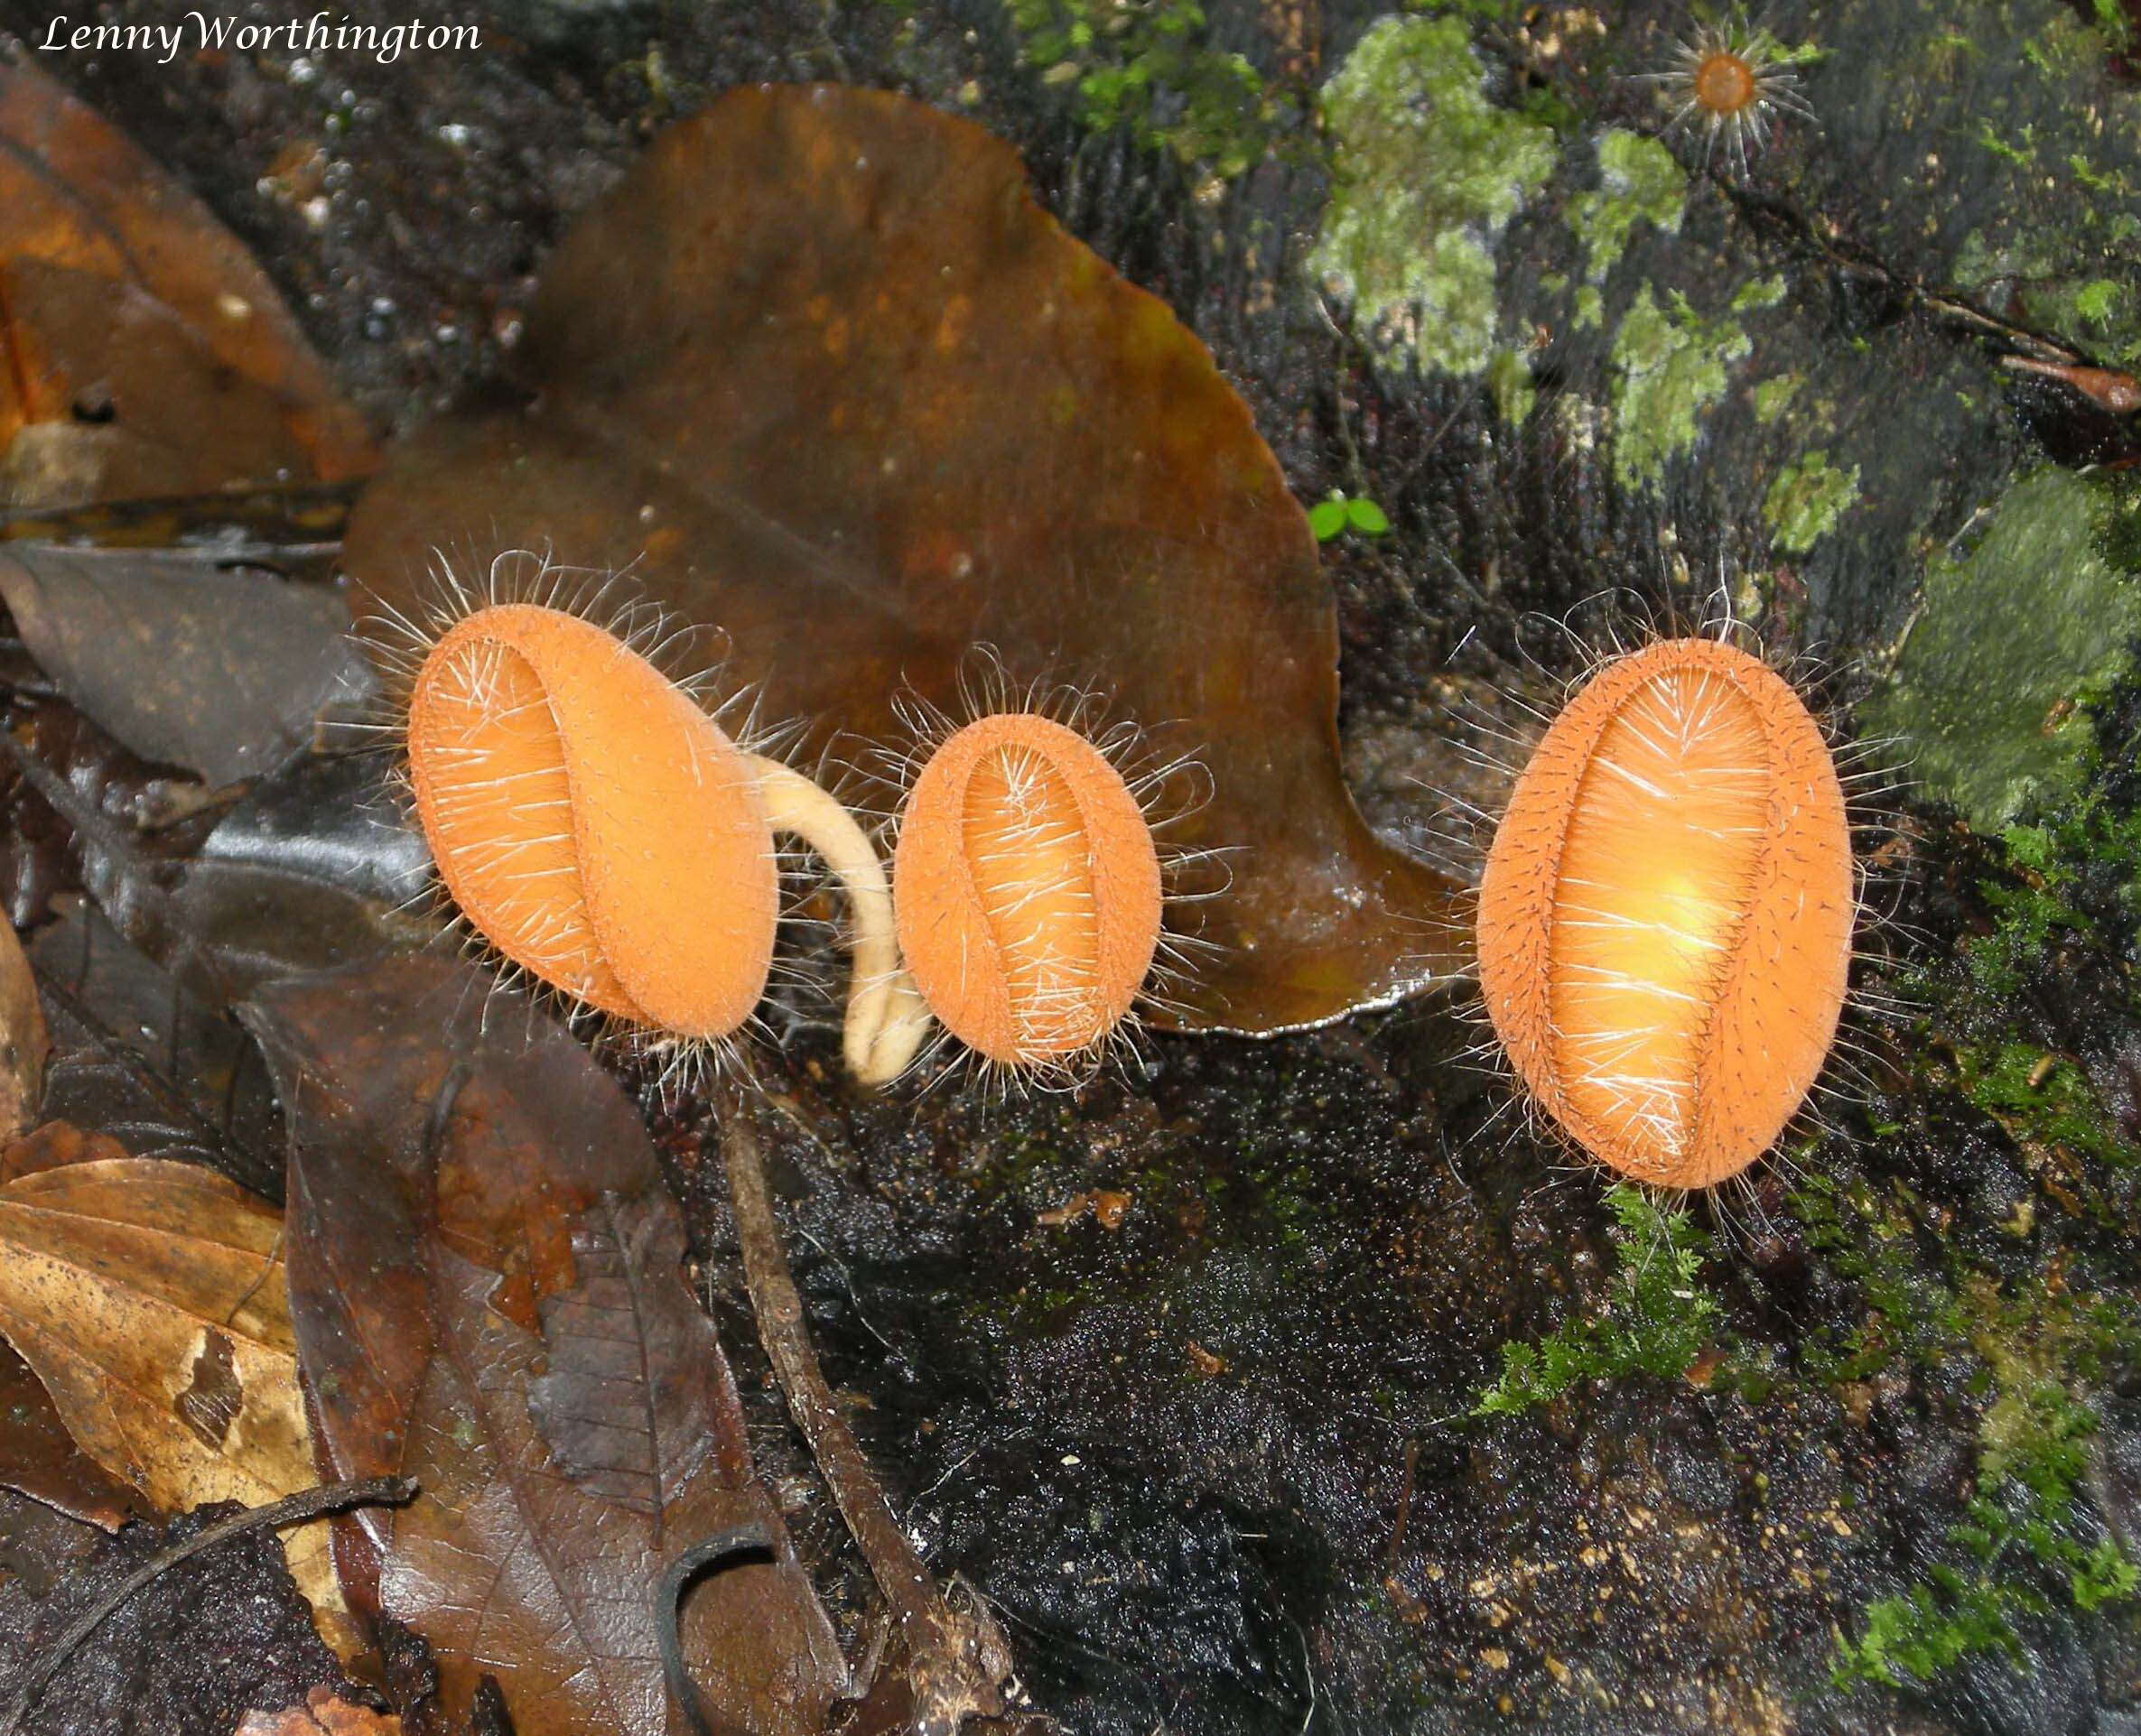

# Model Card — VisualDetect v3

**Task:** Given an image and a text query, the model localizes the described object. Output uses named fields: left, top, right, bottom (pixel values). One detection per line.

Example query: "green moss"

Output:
left=1308, top=15, right=1557, bottom=378
left=1790, top=1174, right=1967, bottom=1382
left=1859, top=469, right=2141, bottom=834
left=1484, top=347, right=1535, bottom=424
left=1606, top=283, right=1773, bottom=492
left=1838, top=1358, right=2138, bottom=1688
left=1569, top=129, right=1685, bottom=315
left=1004, top=0, right=1272, bottom=177
left=1836, top=1574, right=2026, bottom=1687
left=1763, top=449, right=1861, bottom=554
left=1964, top=794, right=2141, bottom=998
left=1473, top=1185, right=1720, bottom=1416
left=1955, top=1043, right=2136, bottom=1170
left=1752, top=375, right=1801, bottom=423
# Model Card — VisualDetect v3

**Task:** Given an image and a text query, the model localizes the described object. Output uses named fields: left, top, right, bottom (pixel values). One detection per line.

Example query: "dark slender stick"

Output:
left=656, top=1525, right=773, bottom=1736
left=716, top=1080, right=1010, bottom=1733
left=717, top=1082, right=937, bottom=1635
left=0, top=1475, right=416, bottom=1736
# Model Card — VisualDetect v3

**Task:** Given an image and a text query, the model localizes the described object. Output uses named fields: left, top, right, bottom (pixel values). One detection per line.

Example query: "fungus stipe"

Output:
left=1475, top=636, right=1854, bottom=1189
left=894, top=710, right=1166, bottom=1072
left=387, top=577, right=928, bottom=1081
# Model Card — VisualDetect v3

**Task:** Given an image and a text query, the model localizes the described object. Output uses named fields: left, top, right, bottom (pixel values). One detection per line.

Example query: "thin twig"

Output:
left=0, top=1475, right=416, bottom=1735
left=716, top=1078, right=1011, bottom=1734
left=717, top=1080, right=937, bottom=1632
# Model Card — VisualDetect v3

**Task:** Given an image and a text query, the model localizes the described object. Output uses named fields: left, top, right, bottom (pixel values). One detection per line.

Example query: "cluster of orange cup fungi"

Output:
left=396, top=593, right=1168, bottom=1086
left=393, top=578, right=1855, bottom=1188
left=1476, top=636, right=1854, bottom=1190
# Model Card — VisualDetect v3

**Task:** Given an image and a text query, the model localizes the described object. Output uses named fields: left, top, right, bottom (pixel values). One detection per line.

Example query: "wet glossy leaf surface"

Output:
left=343, top=84, right=1461, bottom=1034
left=0, top=543, right=366, bottom=788
left=0, top=57, right=374, bottom=513
left=247, top=953, right=849, bottom=1736
left=0, top=1333, right=136, bottom=1533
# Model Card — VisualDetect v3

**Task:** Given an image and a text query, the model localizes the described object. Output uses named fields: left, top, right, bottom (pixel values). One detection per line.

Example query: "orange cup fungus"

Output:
left=405, top=602, right=779, bottom=1040
left=894, top=711, right=1164, bottom=1069
left=1475, top=636, right=1854, bottom=1189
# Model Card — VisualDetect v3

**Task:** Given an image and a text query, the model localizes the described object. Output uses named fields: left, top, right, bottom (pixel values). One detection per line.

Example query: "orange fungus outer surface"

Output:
left=405, top=603, right=778, bottom=1040
left=1476, top=638, right=1854, bottom=1189
left=894, top=713, right=1163, bottom=1064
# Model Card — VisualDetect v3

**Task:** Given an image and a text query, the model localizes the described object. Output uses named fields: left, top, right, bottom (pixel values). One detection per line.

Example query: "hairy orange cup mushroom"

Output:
left=1475, top=636, right=1855, bottom=1189
left=407, top=601, right=776, bottom=1040
left=893, top=711, right=1166, bottom=1072
left=1636, top=22, right=1818, bottom=173
left=388, top=577, right=926, bottom=1080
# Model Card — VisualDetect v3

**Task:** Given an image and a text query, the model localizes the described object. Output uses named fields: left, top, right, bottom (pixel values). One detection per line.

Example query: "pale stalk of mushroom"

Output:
left=747, top=756, right=933, bottom=1084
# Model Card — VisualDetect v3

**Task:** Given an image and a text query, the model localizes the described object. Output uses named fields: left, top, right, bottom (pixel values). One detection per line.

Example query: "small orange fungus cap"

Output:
left=894, top=713, right=1163, bottom=1065
left=1692, top=49, right=1758, bottom=116
left=1476, top=637, right=1854, bottom=1188
left=405, top=603, right=778, bottom=1040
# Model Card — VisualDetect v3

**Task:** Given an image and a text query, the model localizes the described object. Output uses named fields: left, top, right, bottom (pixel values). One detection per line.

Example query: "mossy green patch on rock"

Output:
left=1003, top=0, right=1273, bottom=176
left=1484, top=346, right=1536, bottom=424
left=1606, top=281, right=1777, bottom=491
left=1860, top=469, right=2140, bottom=833
left=1764, top=449, right=1861, bottom=554
left=1308, top=14, right=1557, bottom=378
left=1752, top=375, right=1801, bottom=423
left=1569, top=128, right=1685, bottom=315
left=1836, top=1298, right=2141, bottom=1689
left=1473, top=1184, right=1721, bottom=1416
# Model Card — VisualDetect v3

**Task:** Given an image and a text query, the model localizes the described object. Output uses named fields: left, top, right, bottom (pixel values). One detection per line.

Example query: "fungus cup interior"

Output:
left=1475, top=636, right=1854, bottom=1188
left=895, top=712, right=1162, bottom=1066
left=405, top=602, right=778, bottom=1041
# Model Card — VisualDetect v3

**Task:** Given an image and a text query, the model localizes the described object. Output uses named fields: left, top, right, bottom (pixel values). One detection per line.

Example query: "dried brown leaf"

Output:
left=344, top=85, right=1460, bottom=1034
left=0, top=1156, right=346, bottom=1629
left=0, top=58, right=375, bottom=511
left=247, top=954, right=851, bottom=1736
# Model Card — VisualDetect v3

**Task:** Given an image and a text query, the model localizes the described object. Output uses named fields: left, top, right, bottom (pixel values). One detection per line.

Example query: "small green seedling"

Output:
left=1308, top=490, right=1392, bottom=543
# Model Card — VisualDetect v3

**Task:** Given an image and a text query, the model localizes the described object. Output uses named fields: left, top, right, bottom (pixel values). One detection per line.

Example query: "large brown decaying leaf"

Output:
left=0, top=58, right=375, bottom=512
left=343, top=84, right=1462, bottom=1034
left=0, top=1156, right=346, bottom=1629
left=0, top=543, right=367, bottom=787
left=246, top=953, right=851, bottom=1736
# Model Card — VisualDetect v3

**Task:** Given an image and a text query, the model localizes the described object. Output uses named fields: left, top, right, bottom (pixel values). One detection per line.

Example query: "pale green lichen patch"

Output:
left=1752, top=375, right=1801, bottom=423
left=1764, top=449, right=1861, bottom=554
left=1485, top=347, right=1536, bottom=425
left=1861, top=469, right=2140, bottom=833
left=1606, top=279, right=1779, bottom=491
left=1569, top=129, right=1685, bottom=316
left=1308, top=15, right=1557, bottom=377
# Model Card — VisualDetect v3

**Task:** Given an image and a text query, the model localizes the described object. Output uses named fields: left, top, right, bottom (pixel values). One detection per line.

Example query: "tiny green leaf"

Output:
left=1345, top=497, right=1391, bottom=535
left=1308, top=497, right=1348, bottom=542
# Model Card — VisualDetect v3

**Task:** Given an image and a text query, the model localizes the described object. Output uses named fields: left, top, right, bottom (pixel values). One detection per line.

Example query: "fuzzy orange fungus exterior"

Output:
left=405, top=602, right=777, bottom=1039
left=894, top=712, right=1163, bottom=1066
left=1476, top=637, right=1854, bottom=1189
